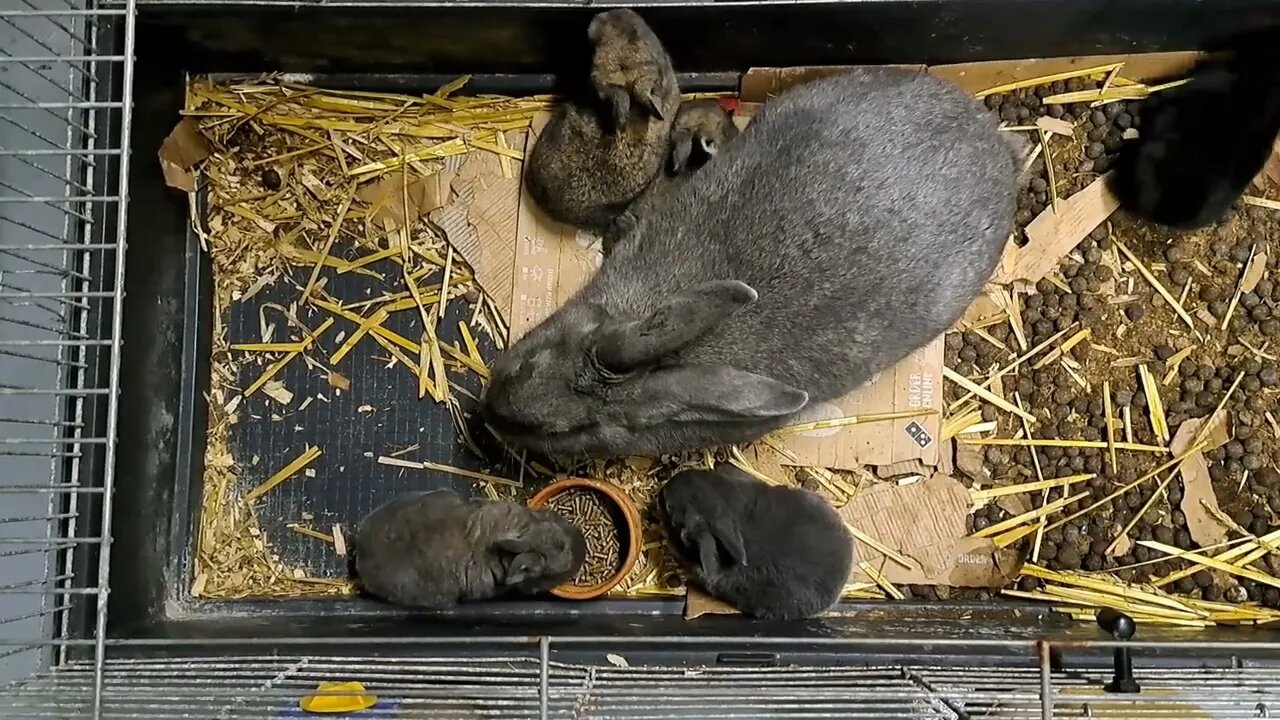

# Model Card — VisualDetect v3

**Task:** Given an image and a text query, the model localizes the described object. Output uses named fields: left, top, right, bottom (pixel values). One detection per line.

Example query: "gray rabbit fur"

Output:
left=614, top=100, right=741, bottom=245
left=483, top=68, right=1018, bottom=458
left=353, top=490, right=585, bottom=609
left=525, top=9, right=681, bottom=232
left=659, top=466, right=852, bottom=619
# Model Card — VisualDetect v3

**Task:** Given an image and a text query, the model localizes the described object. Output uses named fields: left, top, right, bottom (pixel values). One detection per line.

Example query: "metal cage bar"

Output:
left=0, top=653, right=1276, bottom=718
left=0, top=3, right=134, bottom=720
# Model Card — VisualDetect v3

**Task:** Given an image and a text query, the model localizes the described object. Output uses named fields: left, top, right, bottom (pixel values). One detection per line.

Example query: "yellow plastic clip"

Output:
left=299, top=681, right=378, bottom=714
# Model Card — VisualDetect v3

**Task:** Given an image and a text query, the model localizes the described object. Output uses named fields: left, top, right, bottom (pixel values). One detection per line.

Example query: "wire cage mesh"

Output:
left=0, top=0, right=135, bottom=702
left=0, top=652, right=1279, bottom=719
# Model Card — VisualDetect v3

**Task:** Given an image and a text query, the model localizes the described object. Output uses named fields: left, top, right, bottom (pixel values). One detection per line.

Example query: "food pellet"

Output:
left=545, top=488, right=623, bottom=587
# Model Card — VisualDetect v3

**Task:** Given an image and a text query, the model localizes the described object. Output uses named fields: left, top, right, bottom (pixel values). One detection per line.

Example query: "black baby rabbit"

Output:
left=525, top=9, right=680, bottom=232
left=1112, top=26, right=1280, bottom=229
left=353, top=490, right=585, bottom=609
left=483, top=68, right=1018, bottom=458
left=659, top=466, right=852, bottom=619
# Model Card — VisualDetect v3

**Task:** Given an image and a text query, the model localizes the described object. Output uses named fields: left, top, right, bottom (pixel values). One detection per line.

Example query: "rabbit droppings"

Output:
left=659, top=466, right=852, bottom=620
left=353, top=490, right=585, bottom=609
left=611, top=100, right=741, bottom=250
left=525, top=9, right=680, bottom=233
left=1112, top=25, right=1280, bottom=229
left=483, top=68, right=1019, bottom=458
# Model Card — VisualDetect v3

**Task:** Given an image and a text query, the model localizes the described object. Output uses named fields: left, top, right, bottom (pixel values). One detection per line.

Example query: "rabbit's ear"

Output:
left=637, top=364, right=808, bottom=423
left=586, top=14, right=607, bottom=42
left=694, top=532, right=722, bottom=574
left=709, top=517, right=747, bottom=567
left=493, top=538, right=531, bottom=554
left=692, top=522, right=746, bottom=573
left=504, top=552, right=545, bottom=587
left=640, top=88, right=667, bottom=121
left=599, top=86, right=631, bottom=132
left=670, top=133, right=694, bottom=173
left=595, top=280, right=757, bottom=370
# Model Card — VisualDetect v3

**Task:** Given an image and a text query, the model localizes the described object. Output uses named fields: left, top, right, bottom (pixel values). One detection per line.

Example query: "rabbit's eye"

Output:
left=584, top=348, right=633, bottom=385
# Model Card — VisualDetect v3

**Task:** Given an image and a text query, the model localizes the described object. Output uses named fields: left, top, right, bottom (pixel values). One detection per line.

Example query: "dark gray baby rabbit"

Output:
left=482, top=68, right=1018, bottom=458
left=525, top=9, right=681, bottom=232
left=353, top=490, right=585, bottom=609
left=659, top=466, right=852, bottom=619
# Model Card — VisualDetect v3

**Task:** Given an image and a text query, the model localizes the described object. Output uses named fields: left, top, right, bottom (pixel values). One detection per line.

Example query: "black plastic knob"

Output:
left=1096, top=608, right=1140, bottom=694
left=1096, top=607, right=1137, bottom=640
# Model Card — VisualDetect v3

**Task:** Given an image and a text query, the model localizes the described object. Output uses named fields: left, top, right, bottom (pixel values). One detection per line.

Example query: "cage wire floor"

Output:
left=0, top=654, right=1278, bottom=719
left=219, top=258, right=489, bottom=588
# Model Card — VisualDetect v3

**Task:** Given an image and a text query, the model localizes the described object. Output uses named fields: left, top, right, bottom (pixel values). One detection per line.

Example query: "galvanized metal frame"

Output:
left=0, top=649, right=1279, bottom=718
left=0, top=2, right=135, bottom=718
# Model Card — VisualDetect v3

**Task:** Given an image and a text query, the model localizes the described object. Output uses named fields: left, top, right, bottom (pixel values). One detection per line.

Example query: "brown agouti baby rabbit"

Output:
left=667, top=99, right=740, bottom=175
left=590, top=8, right=679, bottom=128
left=525, top=9, right=680, bottom=233
left=610, top=100, right=740, bottom=250
left=353, top=490, right=585, bottom=609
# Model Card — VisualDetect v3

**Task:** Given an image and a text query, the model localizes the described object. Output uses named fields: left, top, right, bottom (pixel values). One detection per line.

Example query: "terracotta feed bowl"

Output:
left=527, top=477, right=643, bottom=600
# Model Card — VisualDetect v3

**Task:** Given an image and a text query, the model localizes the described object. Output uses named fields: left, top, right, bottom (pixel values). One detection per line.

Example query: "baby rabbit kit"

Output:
left=167, top=9, right=1280, bottom=625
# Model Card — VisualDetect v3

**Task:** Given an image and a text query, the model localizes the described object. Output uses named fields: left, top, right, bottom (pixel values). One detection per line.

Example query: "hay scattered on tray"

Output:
left=946, top=57, right=1280, bottom=624
left=185, top=75, right=730, bottom=601
left=187, top=75, right=551, bottom=599
left=186, top=59, right=1280, bottom=622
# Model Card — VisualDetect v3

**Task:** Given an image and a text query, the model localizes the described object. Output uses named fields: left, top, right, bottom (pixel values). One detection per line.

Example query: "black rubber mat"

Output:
left=225, top=251, right=509, bottom=581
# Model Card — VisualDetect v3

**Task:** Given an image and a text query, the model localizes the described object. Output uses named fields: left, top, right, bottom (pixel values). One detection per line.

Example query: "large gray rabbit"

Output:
left=483, top=68, right=1018, bottom=458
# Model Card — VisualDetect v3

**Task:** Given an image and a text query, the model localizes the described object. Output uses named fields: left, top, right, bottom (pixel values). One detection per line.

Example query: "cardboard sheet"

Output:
left=840, top=473, right=1022, bottom=587
left=445, top=132, right=524, bottom=313
left=779, top=337, right=944, bottom=471
left=684, top=587, right=740, bottom=620
left=159, top=117, right=211, bottom=192
left=509, top=114, right=603, bottom=341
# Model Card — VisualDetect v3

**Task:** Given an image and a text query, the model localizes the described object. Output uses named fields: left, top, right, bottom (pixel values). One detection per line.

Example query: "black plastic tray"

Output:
left=100, top=1, right=1280, bottom=666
